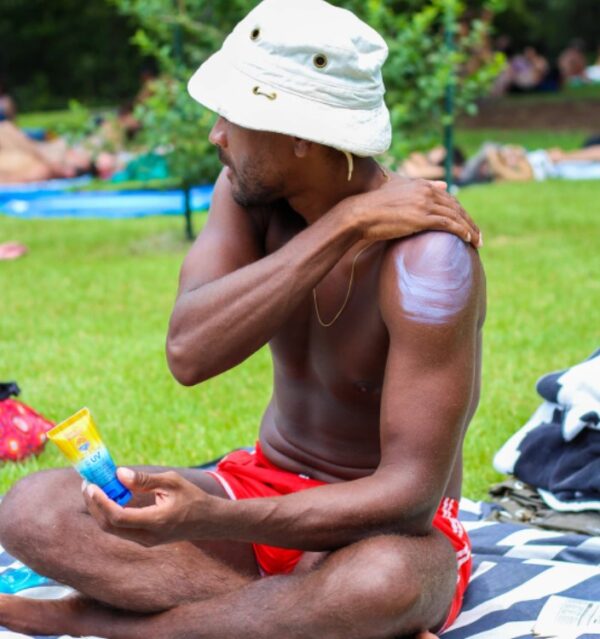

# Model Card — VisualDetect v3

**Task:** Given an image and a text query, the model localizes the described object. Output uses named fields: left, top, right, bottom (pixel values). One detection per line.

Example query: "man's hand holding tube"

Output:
left=83, top=468, right=215, bottom=547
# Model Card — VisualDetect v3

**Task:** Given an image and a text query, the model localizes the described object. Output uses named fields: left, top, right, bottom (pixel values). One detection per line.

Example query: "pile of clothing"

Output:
left=0, top=382, right=54, bottom=461
left=492, top=349, right=600, bottom=535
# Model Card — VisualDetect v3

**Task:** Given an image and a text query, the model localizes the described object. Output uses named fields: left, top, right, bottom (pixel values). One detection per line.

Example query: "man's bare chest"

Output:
left=261, top=204, right=390, bottom=401
left=269, top=278, right=390, bottom=404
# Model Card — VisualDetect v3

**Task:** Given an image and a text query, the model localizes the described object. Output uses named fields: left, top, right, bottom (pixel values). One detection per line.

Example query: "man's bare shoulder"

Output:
left=379, top=231, right=485, bottom=328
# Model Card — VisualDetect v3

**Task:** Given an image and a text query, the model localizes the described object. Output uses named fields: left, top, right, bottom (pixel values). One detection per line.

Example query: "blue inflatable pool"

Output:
left=0, top=185, right=214, bottom=219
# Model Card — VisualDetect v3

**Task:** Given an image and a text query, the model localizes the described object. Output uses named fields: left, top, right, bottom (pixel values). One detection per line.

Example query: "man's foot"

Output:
left=0, top=593, right=143, bottom=638
left=0, top=594, right=93, bottom=636
left=0, top=242, right=27, bottom=261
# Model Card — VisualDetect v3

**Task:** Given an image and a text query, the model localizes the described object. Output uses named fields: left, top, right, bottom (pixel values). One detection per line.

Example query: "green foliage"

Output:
left=345, top=0, right=505, bottom=158
left=494, top=0, right=600, bottom=58
left=53, top=100, right=102, bottom=144
left=0, top=0, right=144, bottom=111
left=109, top=0, right=256, bottom=185
left=111, top=0, right=503, bottom=183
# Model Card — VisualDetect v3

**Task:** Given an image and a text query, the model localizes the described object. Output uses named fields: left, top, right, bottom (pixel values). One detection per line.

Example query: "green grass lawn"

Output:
left=1, top=179, right=599, bottom=499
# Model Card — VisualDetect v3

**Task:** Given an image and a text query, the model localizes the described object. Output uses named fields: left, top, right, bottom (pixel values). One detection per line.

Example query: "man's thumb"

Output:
left=117, top=468, right=163, bottom=491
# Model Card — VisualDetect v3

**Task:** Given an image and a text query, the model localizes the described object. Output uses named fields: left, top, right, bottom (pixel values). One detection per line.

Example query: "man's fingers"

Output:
left=453, top=204, right=481, bottom=245
left=430, top=180, right=447, bottom=190
left=431, top=192, right=481, bottom=248
left=427, top=214, right=476, bottom=245
left=83, top=482, right=121, bottom=529
left=429, top=204, right=473, bottom=244
left=83, top=483, right=158, bottom=545
left=117, top=468, right=179, bottom=492
left=85, top=482, right=164, bottom=530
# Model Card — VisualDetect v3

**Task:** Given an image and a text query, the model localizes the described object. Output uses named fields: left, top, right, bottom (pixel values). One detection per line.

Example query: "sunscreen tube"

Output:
left=48, top=407, right=132, bottom=506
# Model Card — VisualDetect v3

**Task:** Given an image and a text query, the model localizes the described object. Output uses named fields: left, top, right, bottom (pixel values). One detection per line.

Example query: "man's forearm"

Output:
left=203, top=471, right=435, bottom=551
left=167, top=202, right=363, bottom=385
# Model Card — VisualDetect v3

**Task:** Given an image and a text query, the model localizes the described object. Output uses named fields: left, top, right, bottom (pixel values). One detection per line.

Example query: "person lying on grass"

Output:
left=0, top=1, right=485, bottom=638
left=0, top=120, right=129, bottom=184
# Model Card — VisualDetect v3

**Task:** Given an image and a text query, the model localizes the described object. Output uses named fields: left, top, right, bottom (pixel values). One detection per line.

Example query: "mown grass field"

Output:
left=1, top=127, right=599, bottom=500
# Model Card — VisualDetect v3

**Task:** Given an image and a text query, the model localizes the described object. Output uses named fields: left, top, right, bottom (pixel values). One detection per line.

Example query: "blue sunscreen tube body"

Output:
left=47, top=407, right=132, bottom=506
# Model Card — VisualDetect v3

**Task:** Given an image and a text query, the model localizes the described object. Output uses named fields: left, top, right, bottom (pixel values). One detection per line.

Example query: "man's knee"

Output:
left=0, top=468, right=79, bottom=554
left=344, top=536, right=423, bottom=609
left=326, top=533, right=456, bottom=635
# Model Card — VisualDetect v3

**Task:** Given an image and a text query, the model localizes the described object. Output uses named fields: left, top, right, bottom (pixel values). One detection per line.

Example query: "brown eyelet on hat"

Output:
left=313, top=54, right=328, bottom=69
left=253, top=86, right=277, bottom=100
left=250, top=27, right=260, bottom=41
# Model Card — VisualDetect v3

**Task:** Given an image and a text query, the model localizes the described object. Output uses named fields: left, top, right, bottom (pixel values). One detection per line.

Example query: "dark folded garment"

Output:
left=515, top=421, right=600, bottom=502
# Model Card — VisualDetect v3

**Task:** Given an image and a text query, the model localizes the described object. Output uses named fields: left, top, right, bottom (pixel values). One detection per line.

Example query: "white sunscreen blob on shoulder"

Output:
left=396, top=234, right=473, bottom=325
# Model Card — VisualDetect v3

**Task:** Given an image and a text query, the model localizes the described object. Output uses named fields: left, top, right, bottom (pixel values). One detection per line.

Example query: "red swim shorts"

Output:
left=206, top=444, right=471, bottom=631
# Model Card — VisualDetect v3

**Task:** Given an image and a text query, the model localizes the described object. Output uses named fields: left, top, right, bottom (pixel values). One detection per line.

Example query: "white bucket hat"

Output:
left=188, top=0, right=391, bottom=157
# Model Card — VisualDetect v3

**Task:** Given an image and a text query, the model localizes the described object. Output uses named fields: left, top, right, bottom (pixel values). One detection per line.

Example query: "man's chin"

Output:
left=231, top=184, right=276, bottom=209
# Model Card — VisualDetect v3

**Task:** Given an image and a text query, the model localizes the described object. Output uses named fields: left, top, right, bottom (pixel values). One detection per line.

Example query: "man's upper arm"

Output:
left=376, top=232, right=484, bottom=524
left=177, top=169, right=266, bottom=296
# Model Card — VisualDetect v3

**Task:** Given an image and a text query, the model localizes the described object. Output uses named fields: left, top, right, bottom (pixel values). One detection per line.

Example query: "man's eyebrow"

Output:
left=394, top=235, right=473, bottom=325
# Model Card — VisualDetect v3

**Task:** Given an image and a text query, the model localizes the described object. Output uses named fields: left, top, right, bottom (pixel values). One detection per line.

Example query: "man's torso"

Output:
left=247, top=202, right=484, bottom=495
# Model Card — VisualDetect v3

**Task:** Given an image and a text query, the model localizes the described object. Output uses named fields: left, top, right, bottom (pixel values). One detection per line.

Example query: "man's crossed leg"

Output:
left=0, top=467, right=455, bottom=639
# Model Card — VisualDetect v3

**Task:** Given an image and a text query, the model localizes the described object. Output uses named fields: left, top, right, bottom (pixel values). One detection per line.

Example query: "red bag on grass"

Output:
left=0, top=382, right=54, bottom=462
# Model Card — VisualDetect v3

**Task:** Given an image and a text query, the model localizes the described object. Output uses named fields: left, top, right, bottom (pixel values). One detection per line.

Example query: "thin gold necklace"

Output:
left=312, top=164, right=389, bottom=327
left=312, top=241, right=375, bottom=327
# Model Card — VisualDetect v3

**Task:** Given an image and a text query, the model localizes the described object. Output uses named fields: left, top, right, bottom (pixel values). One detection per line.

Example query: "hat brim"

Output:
left=188, top=50, right=391, bottom=157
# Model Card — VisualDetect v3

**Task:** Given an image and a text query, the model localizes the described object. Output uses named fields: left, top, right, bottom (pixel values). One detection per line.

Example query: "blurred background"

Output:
left=1, top=0, right=599, bottom=186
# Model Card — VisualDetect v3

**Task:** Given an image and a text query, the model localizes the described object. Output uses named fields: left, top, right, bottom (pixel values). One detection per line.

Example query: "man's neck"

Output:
left=286, top=156, right=385, bottom=225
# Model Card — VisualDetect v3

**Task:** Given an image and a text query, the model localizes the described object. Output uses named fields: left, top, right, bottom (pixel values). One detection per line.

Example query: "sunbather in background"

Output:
left=398, top=138, right=600, bottom=186
left=397, top=145, right=467, bottom=181
left=0, top=120, right=129, bottom=183
left=473, top=140, right=600, bottom=182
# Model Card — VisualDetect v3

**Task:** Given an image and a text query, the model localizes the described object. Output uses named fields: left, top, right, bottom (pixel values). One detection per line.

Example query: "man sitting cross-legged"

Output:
left=0, top=1, right=485, bottom=638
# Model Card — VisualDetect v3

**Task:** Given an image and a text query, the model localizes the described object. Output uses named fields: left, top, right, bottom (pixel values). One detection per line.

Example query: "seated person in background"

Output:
left=0, top=77, right=16, bottom=122
left=585, top=46, right=600, bottom=83
left=509, top=47, right=550, bottom=92
left=559, top=39, right=588, bottom=85
left=0, top=2, right=485, bottom=638
left=95, top=59, right=160, bottom=149
left=490, top=43, right=558, bottom=96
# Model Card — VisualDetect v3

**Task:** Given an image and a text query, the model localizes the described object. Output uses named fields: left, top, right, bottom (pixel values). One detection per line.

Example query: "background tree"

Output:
left=4, top=0, right=597, bottom=113
left=493, top=0, right=600, bottom=59
left=0, top=0, right=144, bottom=110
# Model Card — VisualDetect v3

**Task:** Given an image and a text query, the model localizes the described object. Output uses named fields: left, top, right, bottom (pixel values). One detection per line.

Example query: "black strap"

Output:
left=0, top=381, right=21, bottom=401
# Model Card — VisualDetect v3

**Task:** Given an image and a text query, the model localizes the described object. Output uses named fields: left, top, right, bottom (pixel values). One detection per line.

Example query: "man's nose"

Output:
left=209, top=117, right=228, bottom=148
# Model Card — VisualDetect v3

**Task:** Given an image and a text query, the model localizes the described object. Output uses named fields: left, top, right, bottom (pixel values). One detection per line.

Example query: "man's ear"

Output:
left=293, top=138, right=313, bottom=158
